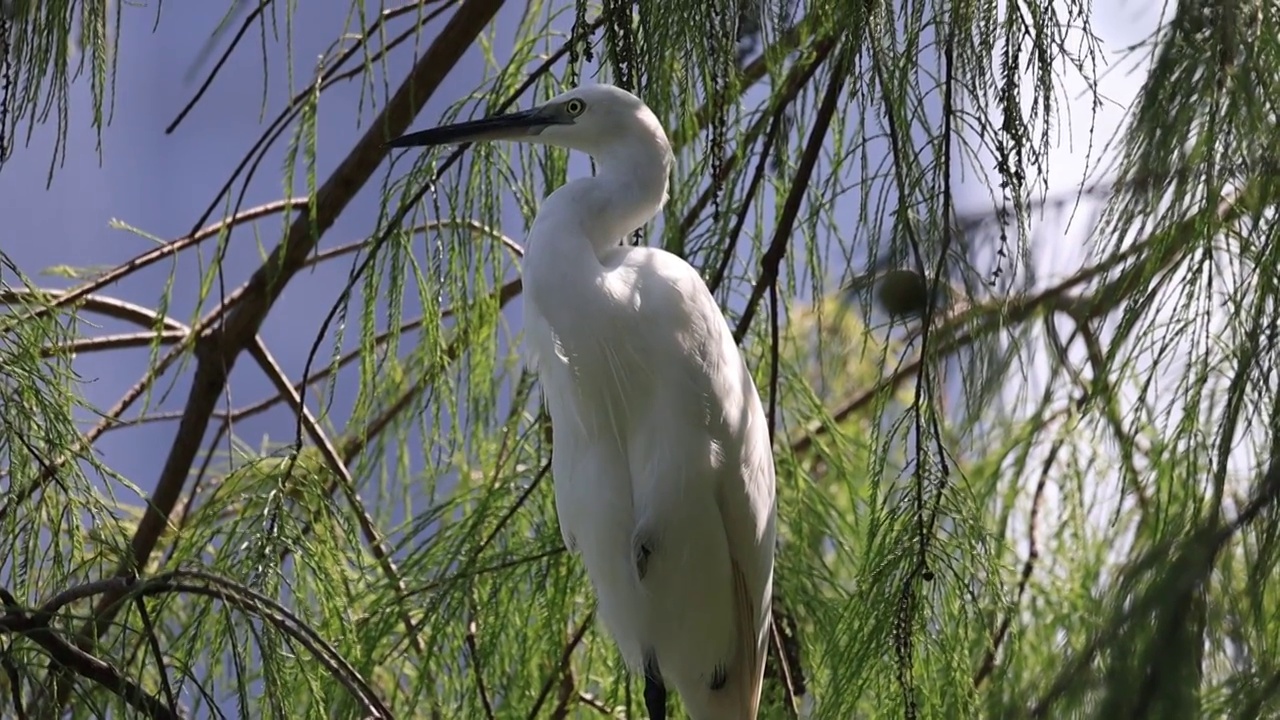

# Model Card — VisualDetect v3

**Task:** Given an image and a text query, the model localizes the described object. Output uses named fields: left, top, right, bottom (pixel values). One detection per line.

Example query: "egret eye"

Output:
left=565, top=98, right=587, bottom=117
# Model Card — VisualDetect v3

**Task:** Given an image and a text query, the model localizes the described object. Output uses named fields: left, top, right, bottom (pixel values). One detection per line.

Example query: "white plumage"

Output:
left=390, top=84, right=777, bottom=720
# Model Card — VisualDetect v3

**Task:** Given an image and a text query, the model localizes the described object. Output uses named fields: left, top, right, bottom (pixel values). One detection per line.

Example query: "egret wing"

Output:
left=604, top=247, right=777, bottom=719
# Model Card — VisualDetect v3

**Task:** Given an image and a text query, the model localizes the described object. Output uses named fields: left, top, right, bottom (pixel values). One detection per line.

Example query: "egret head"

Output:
left=387, top=84, right=671, bottom=163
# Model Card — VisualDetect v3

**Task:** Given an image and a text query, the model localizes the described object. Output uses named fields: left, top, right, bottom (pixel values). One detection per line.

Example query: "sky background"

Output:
left=0, top=0, right=1180, bottom=714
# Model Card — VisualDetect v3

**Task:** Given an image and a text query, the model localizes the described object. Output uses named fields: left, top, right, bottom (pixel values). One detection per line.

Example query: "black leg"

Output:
left=643, top=654, right=666, bottom=720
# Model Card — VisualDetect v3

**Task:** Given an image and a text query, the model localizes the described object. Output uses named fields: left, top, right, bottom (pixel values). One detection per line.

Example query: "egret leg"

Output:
left=643, top=654, right=666, bottom=720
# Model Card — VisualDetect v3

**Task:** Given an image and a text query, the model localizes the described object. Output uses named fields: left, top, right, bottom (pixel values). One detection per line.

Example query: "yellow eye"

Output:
left=565, top=98, right=586, bottom=116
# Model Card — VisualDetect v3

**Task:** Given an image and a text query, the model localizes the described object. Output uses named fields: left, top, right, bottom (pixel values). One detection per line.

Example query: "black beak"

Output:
left=386, top=107, right=550, bottom=148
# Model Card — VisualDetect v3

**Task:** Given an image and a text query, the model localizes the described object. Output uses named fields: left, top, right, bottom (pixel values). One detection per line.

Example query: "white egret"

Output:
left=389, top=84, right=777, bottom=720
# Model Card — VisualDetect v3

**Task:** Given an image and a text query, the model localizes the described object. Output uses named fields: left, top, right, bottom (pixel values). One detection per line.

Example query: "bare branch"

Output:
left=973, top=436, right=1059, bottom=688
left=527, top=612, right=594, bottom=720
left=0, top=598, right=177, bottom=720
left=16, top=198, right=307, bottom=323
left=464, top=613, right=496, bottom=719
left=134, top=570, right=396, bottom=720
left=733, top=45, right=846, bottom=342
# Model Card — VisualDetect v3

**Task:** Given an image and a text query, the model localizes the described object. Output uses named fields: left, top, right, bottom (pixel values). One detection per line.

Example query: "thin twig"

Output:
left=732, top=46, right=845, bottom=343
left=973, top=437, right=1059, bottom=688
left=40, top=330, right=188, bottom=357
left=132, top=596, right=179, bottom=715
left=169, top=0, right=272, bottom=133
left=9, top=198, right=308, bottom=325
left=0, top=290, right=189, bottom=334
left=398, top=547, right=566, bottom=602
left=705, top=104, right=787, bottom=292
left=788, top=183, right=1252, bottom=456
left=37, top=576, right=134, bottom=616
left=668, top=18, right=814, bottom=151
left=281, top=278, right=524, bottom=569
left=0, top=642, right=28, bottom=720
left=176, top=0, right=459, bottom=236
left=1027, top=446, right=1280, bottom=718
left=527, top=613, right=594, bottom=720
left=0, top=608, right=177, bottom=720
left=576, top=691, right=615, bottom=716
left=464, top=613, right=496, bottom=719
left=134, top=570, right=395, bottom=719
left=680, top=33, right=835, bottom=271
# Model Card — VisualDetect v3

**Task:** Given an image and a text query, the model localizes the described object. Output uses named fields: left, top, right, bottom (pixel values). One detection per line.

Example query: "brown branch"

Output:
left=575, top=691, right=615, bottom=716
left=1, top=589, right=177, bottom=720
left=973, top=436, right=1059, bottom=688
left=23, top=626, right=177, bottom=720
left=550, top=668, right=575, bottom=719
left=36, top=577, right=134, bottom=617
left=464, top=613, right=496, bottom=719
left=33, top=2, right=507, bottom=714
left=0, top=293, right=196, bottom=521
left=0, top=643, right=26, bottom=720
left=0, top=290, right=189, bottom=334
left=81, top=240, right=517, bottom=434
left=39, top=330, right=188, bottom=357
left=13, top=198, right=307, bottom=324
left=285, top=4, right=624, bottom=435
left=527, top=612, right=594, bottom=720
left=249, top=280, right=522, bottom=424
left=172, top=1, right=457, bottom=245
left=134, top=570, right=396, bottom=719
left=277, top=278, right=525, bottom=581
left=732, top=45, right=846, bottom=342
left=210, top=229, right=520, bottom=426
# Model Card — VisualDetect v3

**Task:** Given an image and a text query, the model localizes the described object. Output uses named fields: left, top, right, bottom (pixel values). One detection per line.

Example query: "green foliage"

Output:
left=0, top=0, right=116, bottom=178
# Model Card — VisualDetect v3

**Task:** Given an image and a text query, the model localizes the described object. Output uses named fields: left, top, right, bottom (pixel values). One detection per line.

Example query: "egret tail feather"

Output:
left=678, top=558, right=768, bottom=720
left=732, top=558, right=767, bottom=719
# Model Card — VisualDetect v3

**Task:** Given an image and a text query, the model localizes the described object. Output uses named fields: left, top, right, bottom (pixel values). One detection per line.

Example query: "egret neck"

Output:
left=527, top=124, right=673, bottom=269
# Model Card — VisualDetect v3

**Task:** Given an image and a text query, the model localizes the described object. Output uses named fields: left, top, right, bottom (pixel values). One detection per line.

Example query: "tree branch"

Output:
left=732, top=44, right=846, bottom=342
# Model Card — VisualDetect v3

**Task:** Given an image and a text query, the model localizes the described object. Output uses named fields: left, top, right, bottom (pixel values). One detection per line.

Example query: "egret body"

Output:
left=389, top=85, right=777, bottom=720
